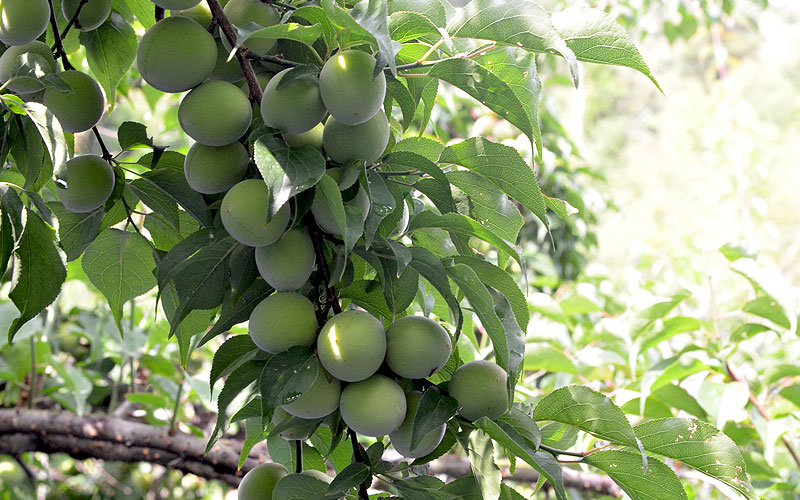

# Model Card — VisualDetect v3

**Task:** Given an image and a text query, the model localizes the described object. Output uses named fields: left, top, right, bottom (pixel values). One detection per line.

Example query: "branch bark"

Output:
left=0, top=408, right=621, bottom=496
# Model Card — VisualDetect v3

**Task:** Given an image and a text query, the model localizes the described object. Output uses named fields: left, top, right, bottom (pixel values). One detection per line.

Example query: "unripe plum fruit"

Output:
left=55, top=155, right=115, bottom=213
left=317, top=310, right=386, bottom=382
left=249, top=292, right=317, bottom=354
left=209, top=38, right=244, bottom=83
left=261, top=68, right=326, bottom=134
left=340, top=374, right=406, bottom=437
left=237, top=462, right=288, bottom=500
left=281, top=361, right=341, bottom=419
left=178, top=80, right=252, bottom=146
left=223, top=0, right=280, bottom=56
left=0, top=41, right=58, bottom=94
left=170, top=4, right=212, bottom=28
left=311, top=181, right=371, bottom=236
left=386, top=316, right=452, bottom=379
left=301, top=470, right=332, bottom=483
left=449, top=360, right=509, bottom=421
left=285, top=122, right=324, bottom=149
left=151, top=0, right=200, bottom=9
left=0, top=0, right=50, bottom=46
left=43, top=70, right=105, bottom=133
left=389, top=201, right=410, bottom=237
left=390, top=391, right=447, bottom=458
left=62, top=0, right=112, bottom=31
left=323, top=110, right=390, bottom=165
left=137, top=16, right=217, bottom=93
left=271, top=408, right=317, bottom=441
left=240, top=72, right=272, bottom=95
left=255, top=228, right=315, bottom=291
left=221, top=179, right=290, bottom=247
left=183, top=142, right=249, bottom=194
left=319, top=50, right=386, bottom=125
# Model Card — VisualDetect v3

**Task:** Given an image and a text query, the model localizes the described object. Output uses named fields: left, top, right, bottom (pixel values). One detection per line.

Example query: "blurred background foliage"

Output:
left=2, top=0, right=800, bottom=498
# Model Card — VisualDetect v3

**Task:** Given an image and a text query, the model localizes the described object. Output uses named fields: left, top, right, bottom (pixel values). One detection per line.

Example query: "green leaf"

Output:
left=210, top=334, right=259, bottom=392
left=584, top=450, right=688, bottom=500
left=321, top=0, right=376, bottom=50
left=447, top=0, right=579, bottom=87
left=117, top=121, right=152, bottom=150
left=246, top=23, right=323, bottom=50
left=388, top=0, right=447, bottom=27
left=635, top=418, right=758, bottom=500
left=544, top=195, right=579, bottom=218
left=48, top=202, right=103, bottom=262
left=160, top=283, right=218, bottom=366
left=409, top=387, right=458, bottom=451
left=352, top=0, right=402, bottom=75
left=742, top=296, right=791, bottom=330
left=206, top=359, right=263, bottom=454
left=447, top=170, right=523, bottom=244
left=80, top=12, right=137, bottom=108
left=393, top=136, right=445, bottom=162
left=551, top=7, right=662, bottom=92
left=408, top=247, right=462, bottom=333
left=130, top=166, right=211, bottom=227
left=326, top=463, right=370, bottom=497
left=389, top=11, right=440, bottom=43
left=339, top=279, right=393, bottom=319
left=126, top=0, right=156, bottom=28
left=440, top=138, right=548, bottom=231
left=467, top=429, right=501, bottom=500
left=259, top=347, right=319, bottom=413
left=7, top=210, right=66, bottom=342
left=532, top=385, right=638, bottom=448
left=523, top=346, right=577, bottom=374
left=385, top=75, right=416, bottom=130
left=274, top=474, right=331, bottom=500
left=82, top=229, right=155, bottom=333
left=697, top=380, right=749, bottom=430
left=254, top=135, right=327, bottom=217
left=640, top=316, right=701, bottom=351
left=382, top=151, right=453, bottom=214
left=20, top=102, right=69, bottom=176
left=9, top=115, right=48, bottom=191
left=290, top=6, right=337, bottom=49
left=313, top=175, right=347, bottom=237
left=500, top=408, right=542, bottom=451
left=491, top=290, right=525, bottom=406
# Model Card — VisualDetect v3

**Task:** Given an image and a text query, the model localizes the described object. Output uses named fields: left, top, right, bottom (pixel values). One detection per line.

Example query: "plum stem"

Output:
left=295, top=440, right=303, bottom=473
left=60, top=0, right=90, bottom=39
left=47, top=0, right=75, bottom=70
left=347, top=428, right=371, bottom=500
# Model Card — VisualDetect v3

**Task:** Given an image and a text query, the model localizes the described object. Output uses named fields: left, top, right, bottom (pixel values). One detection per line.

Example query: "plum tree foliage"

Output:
left=0, top=1, right=756, bottom=500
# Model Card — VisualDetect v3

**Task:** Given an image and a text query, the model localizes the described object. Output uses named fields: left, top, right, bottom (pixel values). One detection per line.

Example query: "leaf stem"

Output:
left=168, top=374, right=185, bottom=435
left=539, top=443, right=585, bottom=458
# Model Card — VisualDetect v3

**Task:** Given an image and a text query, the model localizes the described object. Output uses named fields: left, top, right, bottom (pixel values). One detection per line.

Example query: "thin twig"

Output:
left=348, top=429, right=370, bottom=500
left=48, top=0, right=75, bottom=70
left=92, top=127, right=113, bottom=162
left=539, top=443, right=585, bottom=458
left=60, top=0, right=90, bottom=38
left=295, top=440, right=303, bottom=474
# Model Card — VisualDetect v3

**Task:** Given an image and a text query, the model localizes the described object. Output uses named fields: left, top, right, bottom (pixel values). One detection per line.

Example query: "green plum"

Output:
left=178, top=80, right=252, bottom=146
left=223, top=0, right=280, bottom=56
left=301, top=470, right=332, bottom=483
left=55, top=155, right=115, bottom=213
left=311, top=178, right=370, bottom=236
left=390, top=391, right=447, bottom=458
left=255, top=228, right=315, bottom=291
left=385, top=316, right=452, bottom=379
left=261, top=67, right=326, bottom=134
left=62, top=0, right=112, bottom=31
left=319, top=50, right=386, bottom=125
left=237, top=463, right=288, bottom=500
left=43, top=70, right=105, bottom=133
left=0, top=0, right=50, bottom=46
left=209, top=38, right=244, bottom=83
left=137, top=16, right=217, bottom=93
left=317, top=310, right=386, bottom=382
left=285, top=122, right=324, bottom=149
left=323, top=110, right=390, bottom=165
left=281, top=361, right=341, bottom=419
left=170, top=3, right=212, bottom=28
left=248, top=292, right=317, bottom=354
left=0, top=41, right=58, bottom=94
left=183, top=142, right=249, bottom=194
left=340, top=375, right=406, bottom=437
left=271, top=408, right=318, bottom=441
left=389, top=201, right=410, bottom=237
left=151, top=0, right=201, bottom=9
left=221, top=180, right=290, bottom=247
left=449, top=360, right=509, bottom=421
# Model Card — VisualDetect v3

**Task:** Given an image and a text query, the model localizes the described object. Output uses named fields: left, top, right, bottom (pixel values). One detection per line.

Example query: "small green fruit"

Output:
left=282, top=361, right=341, bottom=419
left=151, top=0, right=201, bottom=9
left=170, top=4, right=213, bottom=28
left=178, top=80, right=252, bottom=146
left=285, top=122, right=324, bottom=149
left=323, top=110, right=390, bottom=165
left=271, top=408, right=318, bottom=441
left=183, top=142, right=249, bottom=194
left=209, top=38, right=245, bottom=83
left=386, top=316, right=452, bottom=379
left=248, top=292, right=317, bottom=354
left=255, top=228, right=315, bottom=291
left=261, top=68, right=326, bottom=134
left=237, top=463, right=288, bottom=500
left=62, top=0, right=112, bottom=31
left=340, top=374, right=406, bottom=437
left=0, top=0, right=50, bottom=46
left=319, top=50, right=386, bottom=125
left=317, top=310, right=386, bottom=382
left=449, top=360, right=508, bottom=421
left=223, top=0, right=280, bottom=56
left=55, top=155, right=115, bottom=213
left=137, top=16, right=217, bottom=93
left=300, top=470, right=332, bottom=483
left=0, top=41, right=58, bottom=94
left=43, top=70, right=105, bottom=133
left=221, top=179, right=290, bottom=247
left=389, top=201, right=410, bottom=237
left=390, top=391, right=446, bottom=458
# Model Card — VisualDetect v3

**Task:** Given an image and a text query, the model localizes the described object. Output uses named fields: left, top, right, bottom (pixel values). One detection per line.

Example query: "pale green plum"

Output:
left=223, top=0, right=280, bottom=56
left=43, top=70, right=105, bottom=133
left=183, top=142, right=249, bottom=194
left=285, top=122, right=324, bottom=149
left=221, top=180, right=290, bottom=247
left=317, top=310, right=386, bottom=382
left=248, top=292, right=317, bottom=354
left=240, top=72, right=272, bottom=95
left=170, top=3, right=212, bottom=28
left=0, top=0, right=50, bottom=46
left=209, top=38, right=244, bottom=83
left=62, top=0, right=112, bottom=31
left=281, top=361, right=341, bottom=419
left=137, top=16, right=217, bottom=93
left=271, top=408, right=317, bottom=440
left=449, top=360, right=508, bottom=421
left=237, top=463, right=288, bottom=500
left=151, top=0, right=201, bottom=9
left=390, top=391, right=447, bottom=458
left=301, top=470, right=332, bottom=483
left=323, top=111, right=390, bottom=165
left=178, top=80, right=252, bottom=146
left=389, top=202, right=410, bottom=237
left=319, top=50, right=386, bottom=125
left=0, top=41, right=58, bottom=94
left=261, top=67, right=326, bottom=134
left=340, top=375, right=406, bottom=437
left=55, top=155, right=115, bottom=213
left=311, top=179, right=370, bottom=236
left=386, top=316, right=452, bottom=379
left=255, top=228, right=315, bottom=291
